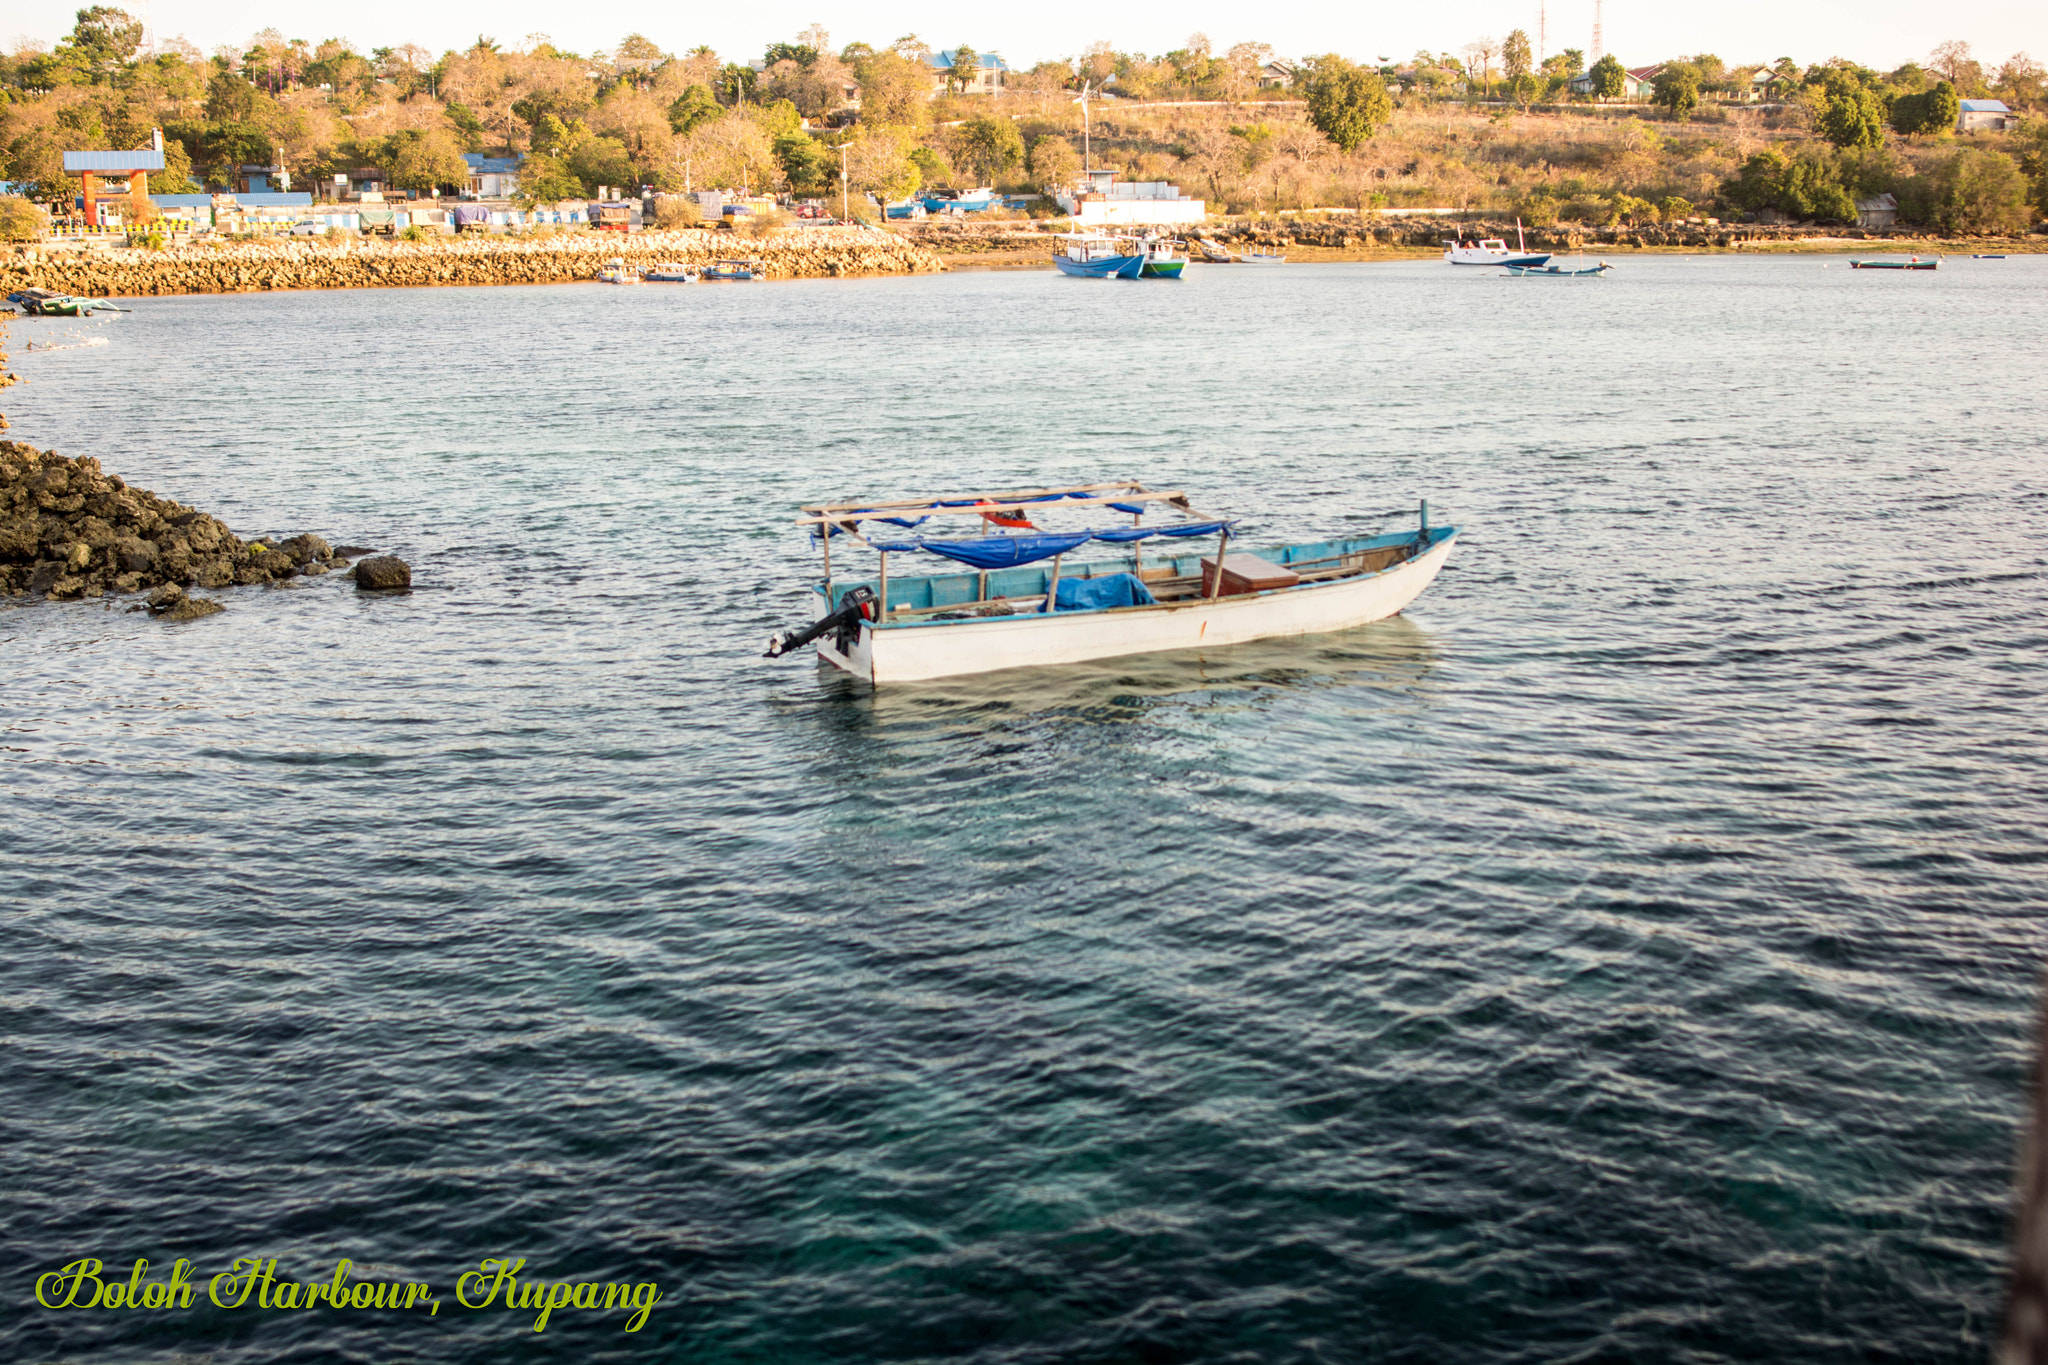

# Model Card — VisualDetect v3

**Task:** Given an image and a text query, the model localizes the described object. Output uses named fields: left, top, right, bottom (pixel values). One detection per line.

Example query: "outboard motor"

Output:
left=764, top=586, right=878, bottom=659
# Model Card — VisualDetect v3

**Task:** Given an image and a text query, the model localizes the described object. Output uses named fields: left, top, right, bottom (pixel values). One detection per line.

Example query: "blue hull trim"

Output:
left=1053, top=254, right=1145, bottom=279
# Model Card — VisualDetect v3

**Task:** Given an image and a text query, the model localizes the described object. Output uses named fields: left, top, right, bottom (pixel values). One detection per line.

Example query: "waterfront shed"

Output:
left=1854, top=193, right=1898, bottom=228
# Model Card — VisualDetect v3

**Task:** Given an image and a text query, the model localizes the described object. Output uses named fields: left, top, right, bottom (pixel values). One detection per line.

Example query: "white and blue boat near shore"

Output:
left=765, top=481, right=1457, bottom=683
left=1052, top=233, right=1186, bottom=279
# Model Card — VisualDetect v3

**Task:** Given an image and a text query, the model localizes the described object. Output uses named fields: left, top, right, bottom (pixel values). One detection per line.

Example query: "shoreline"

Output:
left=1, top=226, right=945, bottom=299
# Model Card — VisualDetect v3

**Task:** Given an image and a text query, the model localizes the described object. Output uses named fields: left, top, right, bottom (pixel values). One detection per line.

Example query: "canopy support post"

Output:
left=879, top=551, right=889, bottom=618
left=821, top=526, right=832, bottom=598
left=1208, top=527, right=1229, bottom=599
left=1046, top=554, right=1063, bottom=612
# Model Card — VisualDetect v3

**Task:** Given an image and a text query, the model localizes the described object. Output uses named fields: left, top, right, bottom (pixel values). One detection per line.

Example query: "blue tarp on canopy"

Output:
left=865, top=521, right=1235, bottom=562
left=1047, top=573, right=1157, bottom=613
left=904, top=531, right=1095, bottom=569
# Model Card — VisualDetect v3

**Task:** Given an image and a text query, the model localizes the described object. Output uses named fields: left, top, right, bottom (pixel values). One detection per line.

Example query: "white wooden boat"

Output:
left=765, top=481, right=1457, bottom=684
left=595, top=258, right=640, bottom=284
left=1443, top=221, right=1549, bottom=268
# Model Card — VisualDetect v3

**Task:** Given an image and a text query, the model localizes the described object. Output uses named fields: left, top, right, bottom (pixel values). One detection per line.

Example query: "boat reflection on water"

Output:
left=804, top=612, right=1444, bottom=734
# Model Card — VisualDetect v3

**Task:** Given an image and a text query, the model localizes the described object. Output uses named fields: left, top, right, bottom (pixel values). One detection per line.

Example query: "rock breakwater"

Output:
left=0, top=442, right=345, bottom=607
left=0, top=226, right=945, bottom=298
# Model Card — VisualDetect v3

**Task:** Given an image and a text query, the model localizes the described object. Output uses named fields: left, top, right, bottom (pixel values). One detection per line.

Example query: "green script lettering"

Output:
left=37, top=1260, right=106, bottom=1309
left=626, top=1284, right=662, bottom=1333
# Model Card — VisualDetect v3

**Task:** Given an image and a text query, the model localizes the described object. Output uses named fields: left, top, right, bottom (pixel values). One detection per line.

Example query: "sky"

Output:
left=10, top=0, right=2043, bottom=74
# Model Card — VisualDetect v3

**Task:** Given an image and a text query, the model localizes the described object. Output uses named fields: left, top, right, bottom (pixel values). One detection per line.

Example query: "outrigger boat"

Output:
left=1505, top=260, right=1612, bottom=277
left=702, top=258, right=761, bottom=281
left=7, top=288, right=130, bottom=316
left=1850, top=256, right=1938, bottom=270
left=1194, top=238, right=1236, bottom=263
left=644, top=262, right=701, bottom=282
left=764, top=480, right=1457, bottom=683
left=595, top=259, right=640, bottom=284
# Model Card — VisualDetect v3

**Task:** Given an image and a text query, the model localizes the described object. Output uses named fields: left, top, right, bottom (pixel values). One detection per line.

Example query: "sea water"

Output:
left=3, top=254, right=2046, bottom=1362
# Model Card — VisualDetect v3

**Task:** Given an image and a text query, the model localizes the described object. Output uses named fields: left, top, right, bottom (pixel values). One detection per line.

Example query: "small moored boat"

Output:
left=595, top=259, right=640, bottom=285
left=1239, top=249, right=1287, bottom=264
left=1505, top=260, right=1612, bottom=277
left=644, top=262, right=701, bottom=282
left=1139, top=237, right=1187, bottom=278
left=764, top=481, right=1457, bottom=683
left=1850, top=256, right=1938, bottom=270
left=702, top=258, right=761, bottom=281
left=1052, top=232, right=1144, bottom=278
left=7, top=288, right=130, bottom=316
left=1194, top=238, right=1236, bottom=263
left=1443, top=226, right=1551, bottom=268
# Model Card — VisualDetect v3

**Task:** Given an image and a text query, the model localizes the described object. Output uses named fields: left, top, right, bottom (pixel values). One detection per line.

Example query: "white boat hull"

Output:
left=814, top=531, right=1456, bottom=683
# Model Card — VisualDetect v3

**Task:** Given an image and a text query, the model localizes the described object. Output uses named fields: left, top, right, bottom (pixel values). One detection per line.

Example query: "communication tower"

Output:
left=1591, top=0, right=1604, bottom=62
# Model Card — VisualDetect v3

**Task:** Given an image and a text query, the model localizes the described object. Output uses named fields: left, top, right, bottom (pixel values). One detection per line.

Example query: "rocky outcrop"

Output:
left=352, top=555, right=410, bottom=590
left=0, top=442, right=342, bottom=604
left=0, top=226, right=946, bottom=299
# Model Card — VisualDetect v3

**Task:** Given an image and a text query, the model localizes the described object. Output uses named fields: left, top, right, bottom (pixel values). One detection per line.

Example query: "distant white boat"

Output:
left=1443, top=222, right=1550, bottom=268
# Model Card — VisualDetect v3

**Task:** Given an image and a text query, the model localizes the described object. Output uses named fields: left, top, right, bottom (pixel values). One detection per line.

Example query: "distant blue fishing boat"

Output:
left=1052, top=233, right=1144, bottom=279
left=921, top=187, right=999, bottom=214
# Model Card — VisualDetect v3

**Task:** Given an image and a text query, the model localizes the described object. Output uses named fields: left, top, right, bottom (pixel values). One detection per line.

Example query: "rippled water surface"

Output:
left=5, top=255, right=2048, bottom=1363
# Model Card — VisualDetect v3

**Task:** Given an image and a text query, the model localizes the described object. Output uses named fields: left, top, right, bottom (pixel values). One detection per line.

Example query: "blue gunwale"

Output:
left=813, top=526, right=1457, bottom=626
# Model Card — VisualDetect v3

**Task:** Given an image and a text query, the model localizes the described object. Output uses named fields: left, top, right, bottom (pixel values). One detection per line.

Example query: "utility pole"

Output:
left=836, top=140, right=849, bottom=220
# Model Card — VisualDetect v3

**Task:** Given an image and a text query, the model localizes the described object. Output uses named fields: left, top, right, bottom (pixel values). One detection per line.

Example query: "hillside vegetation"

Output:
left=1, top=13, right=2043, bottom=235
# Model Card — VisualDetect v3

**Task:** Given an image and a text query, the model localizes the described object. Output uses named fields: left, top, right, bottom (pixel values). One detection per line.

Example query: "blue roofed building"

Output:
left=927, top=50, right=1009, bottom=95
left=1957, top=99, right=2018, bottom=132
left=463, top=153, right=521, bottom=199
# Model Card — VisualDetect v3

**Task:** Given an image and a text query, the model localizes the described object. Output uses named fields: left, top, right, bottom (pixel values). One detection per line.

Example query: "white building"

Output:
left=1055, top=171, right=1206, bottom=226
left=1957, top=99, right=2018, bottom=132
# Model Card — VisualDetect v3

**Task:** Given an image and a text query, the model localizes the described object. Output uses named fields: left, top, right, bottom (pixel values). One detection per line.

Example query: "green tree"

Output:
left=668, top=84, right=720, bottom=135
left=380, top=128, right=470, bottom=194
left=1508, top=72, right=1541, bottom=110
left=955, top=114, right=1024, bottom=183
left=1891, top=81, right=1959, bottom=135
left=0, top=195, right=51, bottom=240
left=1502, top=30, right=1533, bottom=83
left=566, top=135, right=635, bottom=193
left=1898, top=147, right=2031, bottom=232
left=1653, top=62, right=1701, bottom=120
left=1303, top=55, right=1393, bottom=151
left=909, top=144, right=951, bottom=187
left=773, top=132, right=829, bottom=192
left=66, top=6, right=143, bottom=81
left=1026, top=134, right=1079, bottom=187
left=1816, top=69, right=1886, bottom=148
left=1587, top=54, right=1626, bottom=102
left=514, top=153, right=583, bottom=206
left=2018, top=121, right=2048, bottom=216
left=205, top=69, right=262, bottom=123
left=947, top=45, right=977, bottom=95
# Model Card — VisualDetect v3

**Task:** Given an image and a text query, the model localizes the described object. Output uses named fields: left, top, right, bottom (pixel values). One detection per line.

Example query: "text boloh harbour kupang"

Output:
left=34, top=1256, right=662, bottom=1332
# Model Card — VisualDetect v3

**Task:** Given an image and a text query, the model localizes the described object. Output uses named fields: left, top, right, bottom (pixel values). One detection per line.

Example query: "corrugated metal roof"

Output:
left=63, top=150, right=167, bottom=172
left=927, top=50, right=1010, bottom=72
left=1959, top=99, right=2011, bottom=112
